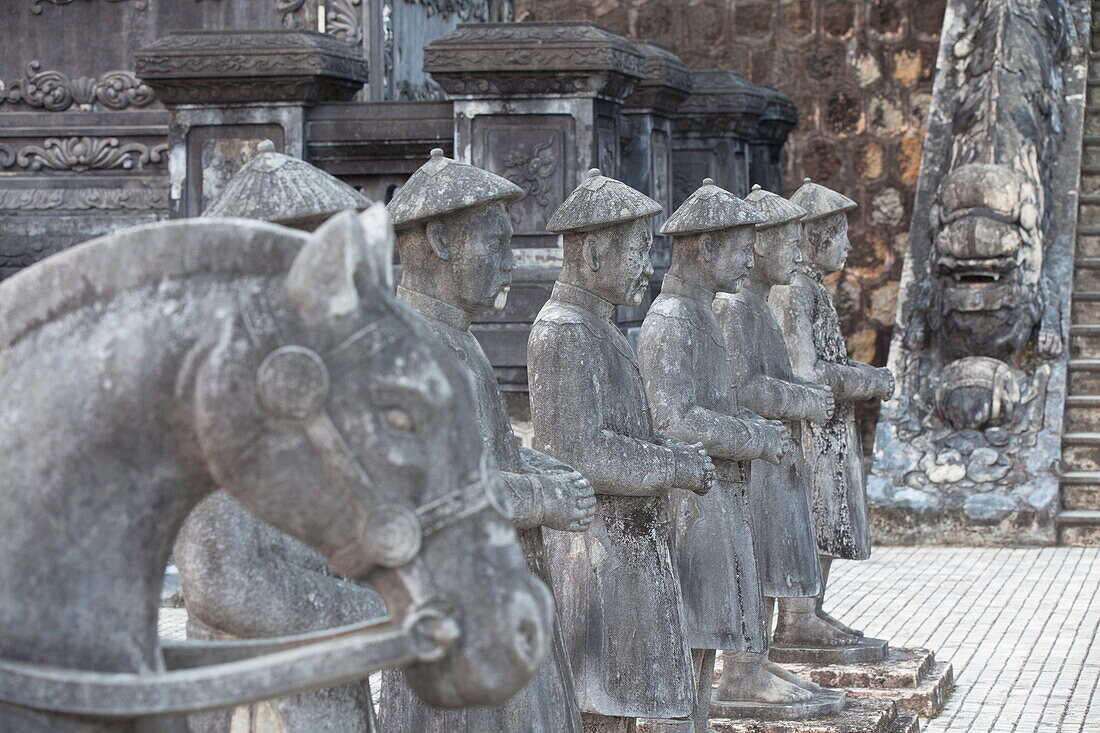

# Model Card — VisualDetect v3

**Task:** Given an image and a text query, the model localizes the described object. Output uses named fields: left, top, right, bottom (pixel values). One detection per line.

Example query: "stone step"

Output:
left=706, top=697, right=916, bottom=733
left=1076, top=226, right=1100, bottom=257
left=1069, top=324, right=1100, bottom=358
left=1057, top=510, right=1100, bottom=546
left=1061, top=469, right=1100, bottom=512
left=1064, top=395, right=1100, bottom=432
left=1083, top=138, right=1100, bottom=167
left=1071, top=291, right=1100, bottom=320
left=1074, top=257, right=1100, bottom=290
left=1069, top=358, right=1100, bottom=393
left=1061, top=432, right=1100, bottom=471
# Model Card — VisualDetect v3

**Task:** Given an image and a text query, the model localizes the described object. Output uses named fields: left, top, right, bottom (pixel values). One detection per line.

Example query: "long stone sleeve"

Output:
left=772, top=282, right=882, bottom=402
left=529, top=321, right=678, bottom=497
left=500, top=471, right=543, bottom=530
left=519, top=445, right=575, bottom=475
left=639, top=314, right=767, bottom=462
left=737, top=373, right=826, bottom=421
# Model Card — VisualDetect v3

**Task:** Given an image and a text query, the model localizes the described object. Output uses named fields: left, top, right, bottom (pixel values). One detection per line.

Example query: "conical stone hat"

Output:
left=789, top=177, right=857, bottom=222
left=387, top=148, right=524, bottom=231
left=660, top=178, right=766, bottom=236
left=546, top=168, right=662, bottom=234
left=745, top=184, right=807, bottom=228
left=202, top=140, right=371, bottom=231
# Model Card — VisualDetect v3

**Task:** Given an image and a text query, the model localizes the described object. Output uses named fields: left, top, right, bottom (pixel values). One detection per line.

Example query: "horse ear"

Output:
left=357, top=202, right=395, bottom=294
left=285, top=210, right=364, bottom=326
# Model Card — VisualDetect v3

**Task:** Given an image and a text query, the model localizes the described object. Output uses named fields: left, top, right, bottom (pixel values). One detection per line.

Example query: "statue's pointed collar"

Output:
left=397, top=285, right=473, bottom=331
left=551, top=281, right=617, bottom=321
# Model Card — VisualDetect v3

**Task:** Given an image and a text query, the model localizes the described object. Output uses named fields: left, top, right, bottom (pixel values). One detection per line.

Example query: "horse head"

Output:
left=192, top=205, right=551, bottom=708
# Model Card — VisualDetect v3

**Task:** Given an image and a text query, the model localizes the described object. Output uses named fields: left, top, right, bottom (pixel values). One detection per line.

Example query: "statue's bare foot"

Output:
left=816, top=607, right=863, bottom=637
left=764, top=661, right=822, bottom=692
left=774, top=610, right=860, bottom=647
left=716, top=664, right=813, bottom=704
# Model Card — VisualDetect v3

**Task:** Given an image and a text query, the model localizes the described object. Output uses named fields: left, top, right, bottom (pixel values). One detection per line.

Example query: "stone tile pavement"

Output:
left=159, top=546, right=1100, bottom=732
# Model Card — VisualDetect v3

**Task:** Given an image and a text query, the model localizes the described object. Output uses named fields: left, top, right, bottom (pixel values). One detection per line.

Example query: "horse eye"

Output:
left=385, top=407, right=413, bottom=432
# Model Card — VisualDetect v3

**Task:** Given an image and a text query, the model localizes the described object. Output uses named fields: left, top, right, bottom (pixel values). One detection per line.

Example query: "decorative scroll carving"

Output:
left=0, top=143, right=14, bottom=169
left=406, top=0, right=489, bottom=21
left=501, top=136, right=557, bottom=211
left=30, top=0, right=144, bottom=14
left=0, top=62, right=156, bottom=112
left=1, top=137, right=167, bottom=172
left=394, top=79, right=445, bottom=101
left=0, top=187, right=169, bottom=211
left=326, top=0, right=363, bottom=46
left=277, top=0, right=308, bottom=28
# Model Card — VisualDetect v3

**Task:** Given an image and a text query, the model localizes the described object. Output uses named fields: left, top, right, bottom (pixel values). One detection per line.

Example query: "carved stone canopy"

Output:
left=201, top=141, right=371, bottom=230
left=623, top=40, right=693, bottom=114
left=675, top=69, right=769, bottom=138
left=135, top=31, right=369, bottom=105
left=546, top=167, right=661, bottom=234
left=660, top=178, right=765, bottom=236
left=745, top=184, right=807, bottom=228
left=423, top=21, right=647, bottom=100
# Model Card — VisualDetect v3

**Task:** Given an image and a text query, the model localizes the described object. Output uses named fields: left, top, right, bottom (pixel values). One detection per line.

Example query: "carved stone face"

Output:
left=426, top=202, right=516, bottom=313
left=805, top=213, right=850, bottom=273
left=585, top=217, right=655, bottom=306
left=753, top=220, right=803, bottom=286
left=708, top=225, right=757, bottom=293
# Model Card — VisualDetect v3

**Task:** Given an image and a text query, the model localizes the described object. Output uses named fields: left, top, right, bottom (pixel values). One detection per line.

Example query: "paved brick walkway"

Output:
left=158, top=546, right=1100, bottom=732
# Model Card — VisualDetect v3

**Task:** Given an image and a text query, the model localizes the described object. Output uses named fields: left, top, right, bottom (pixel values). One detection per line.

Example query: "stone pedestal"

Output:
left=708, top=698, right=919, bottom=733
left=709, top=690, right=847, bottom=722
left=671, top=69, right=767, bottom=205
left=782, top=648, right=954, bottom=719
left=425, top=21, right=647, bottom=395
left=135, top=30, right=369, bottom=218
left=620, top=40, right=692, bottom=276
left=770, top=637, right=890, bottom=665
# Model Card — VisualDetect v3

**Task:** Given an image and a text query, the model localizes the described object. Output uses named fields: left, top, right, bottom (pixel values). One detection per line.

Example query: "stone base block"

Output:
left=782, top=648, right=953, bottom=719
left=709, top=698, right=918, bottom=733
left=769, top=637, right=889, bottom=665
left=709, top=690, right=846, bottom=721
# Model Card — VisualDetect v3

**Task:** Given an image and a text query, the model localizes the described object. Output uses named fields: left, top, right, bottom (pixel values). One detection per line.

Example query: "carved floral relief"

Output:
left=0, top=137, right=167, bottom=172
left=0, top=62, right=156, bottom=112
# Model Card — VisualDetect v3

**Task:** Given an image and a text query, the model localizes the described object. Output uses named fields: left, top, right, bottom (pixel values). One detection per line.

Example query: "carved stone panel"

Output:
left=472, top=114, right=573, bottom=248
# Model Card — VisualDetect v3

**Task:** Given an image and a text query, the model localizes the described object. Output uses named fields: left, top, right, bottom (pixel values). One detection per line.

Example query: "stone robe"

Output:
left=713, top=286, right=821, bottom=599
left=528, top=282, right=695, bottom=720
left=770, top=269, right=875, bottom=560
left=636, top=277, right=768, bottom=653
left=379, top=287, right=583, bottom=733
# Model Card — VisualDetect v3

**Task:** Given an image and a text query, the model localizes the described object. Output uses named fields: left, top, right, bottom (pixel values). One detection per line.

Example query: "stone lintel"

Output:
left=424, top=21, right=646, bottom=101
left=135, top=31, right=369, bottom=106
left=624, top=40, right=693, bottom=115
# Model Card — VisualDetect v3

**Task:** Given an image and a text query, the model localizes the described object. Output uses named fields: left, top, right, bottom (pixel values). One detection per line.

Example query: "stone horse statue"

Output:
left=0, top=208, right=552, bottom=731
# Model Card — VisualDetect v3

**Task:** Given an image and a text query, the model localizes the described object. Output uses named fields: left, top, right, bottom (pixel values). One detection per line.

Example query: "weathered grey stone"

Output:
left=201, top=140, right=371, bottom=231
left=775, top=180, right=895, bottom=654
left=528, top=172, right=715, bottom=729
left=709, top=690, right=846, bottom=721
left=640, top=179, right=810, bottom=725
left=769, top=638, right=891, bottom=666
left=869, top=0, right=1090, bottom=544
left=380, top=151, right=592, bottom=733
left=0, top=210, right=552, bottom=729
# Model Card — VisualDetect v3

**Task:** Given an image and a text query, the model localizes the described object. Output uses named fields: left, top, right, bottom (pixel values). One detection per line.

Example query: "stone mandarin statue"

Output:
left=712, top=185, right=841, bottom=652
left=637, top=178, right=809, bottom=725
left=775, top=178, right=895, bottom=637
left=528, top=169, right=715, bottom=733
left=379, top=148, right=595, bottom=733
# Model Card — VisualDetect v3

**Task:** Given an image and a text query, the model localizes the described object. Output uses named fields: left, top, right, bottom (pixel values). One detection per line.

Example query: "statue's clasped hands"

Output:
left=538, top=470, right=597, bottom=533
left=805, top=384, right=835, bottom=423
left=672, top=442, right=716, bottom=496
left=758, top=420, right=792, bottom=465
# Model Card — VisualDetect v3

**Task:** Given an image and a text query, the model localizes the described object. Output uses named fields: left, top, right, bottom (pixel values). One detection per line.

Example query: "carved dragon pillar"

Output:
left=868, top=0, right=1091, bottom=544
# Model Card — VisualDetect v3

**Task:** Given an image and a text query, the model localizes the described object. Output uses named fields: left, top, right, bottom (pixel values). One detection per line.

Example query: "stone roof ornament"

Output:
left=789, top=178, right=858, bottom=223
left=745, top=183, right=807, bottom=228
left=387, top=148, right=524, bottom=231
left=201, top=140, right=371, bottom=231
left=546, top=168, right=662, bottom=234
left=660, top=177, right=767, bottom=236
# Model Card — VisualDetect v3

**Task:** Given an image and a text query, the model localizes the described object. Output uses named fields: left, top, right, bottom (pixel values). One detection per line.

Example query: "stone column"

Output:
left=672, top=69, right=767, bottom=206
left=749, top=86, right=798, bottom=194
left=424, top=21, right=646, bottom=408
left=620, top=41, right=692, bottom=277
left=135, top=30, right=369, bottom=219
